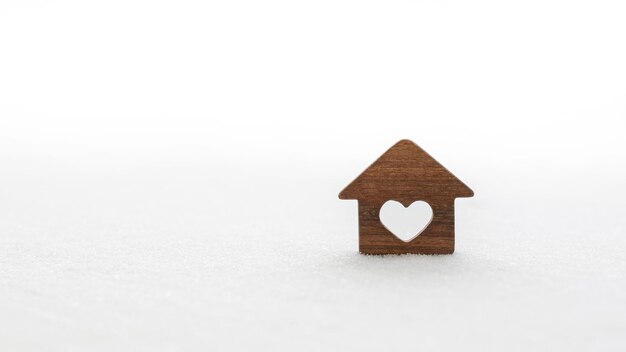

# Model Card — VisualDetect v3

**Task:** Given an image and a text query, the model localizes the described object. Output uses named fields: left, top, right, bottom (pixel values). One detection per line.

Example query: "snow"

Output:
left=2, top=1, right=626, bottom=350
left=1, top=154, right=625, bottom=351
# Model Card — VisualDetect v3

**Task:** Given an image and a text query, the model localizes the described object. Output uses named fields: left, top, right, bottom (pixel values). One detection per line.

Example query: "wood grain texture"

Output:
left=339, top=139, right=473, bottom=255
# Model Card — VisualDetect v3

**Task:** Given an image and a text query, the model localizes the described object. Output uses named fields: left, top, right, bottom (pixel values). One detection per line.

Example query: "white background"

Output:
left=1, top=1, right=626, bottom=351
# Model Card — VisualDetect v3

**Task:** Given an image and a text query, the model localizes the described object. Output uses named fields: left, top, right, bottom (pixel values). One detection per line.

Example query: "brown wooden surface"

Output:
left=339, top=139, right=473, bottom=255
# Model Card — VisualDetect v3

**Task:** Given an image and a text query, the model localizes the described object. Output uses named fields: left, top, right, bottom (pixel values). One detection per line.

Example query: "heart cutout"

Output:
left=379, top=200, right=433, bottom=242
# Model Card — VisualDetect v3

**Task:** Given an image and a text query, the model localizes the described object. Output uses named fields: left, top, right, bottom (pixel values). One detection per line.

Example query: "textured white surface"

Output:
left=2, top=0, right=626, bottom=350
left=1, top=154, right=625, bottom=352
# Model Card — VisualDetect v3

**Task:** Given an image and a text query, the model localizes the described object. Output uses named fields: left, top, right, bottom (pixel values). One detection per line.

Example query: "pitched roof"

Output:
left=338, top=139, right=473, bottom=202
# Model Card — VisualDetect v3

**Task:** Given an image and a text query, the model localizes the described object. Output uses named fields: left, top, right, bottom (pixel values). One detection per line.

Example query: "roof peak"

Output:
left=339, top=139, right=473, bottom=201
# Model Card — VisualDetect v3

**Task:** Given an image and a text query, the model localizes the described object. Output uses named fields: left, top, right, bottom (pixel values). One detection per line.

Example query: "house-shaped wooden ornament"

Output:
left=339, top=139, right=473, bottom=255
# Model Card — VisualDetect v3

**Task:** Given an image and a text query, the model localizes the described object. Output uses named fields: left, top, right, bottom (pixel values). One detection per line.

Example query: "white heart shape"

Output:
left=379, top=200, right=433, bottom=242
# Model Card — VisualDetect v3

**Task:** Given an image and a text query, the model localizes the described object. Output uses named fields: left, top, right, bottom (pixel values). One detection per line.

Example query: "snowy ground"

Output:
left=2, top=1, right=626, bottom=350
left=1, top=152, right=625, bottom=352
